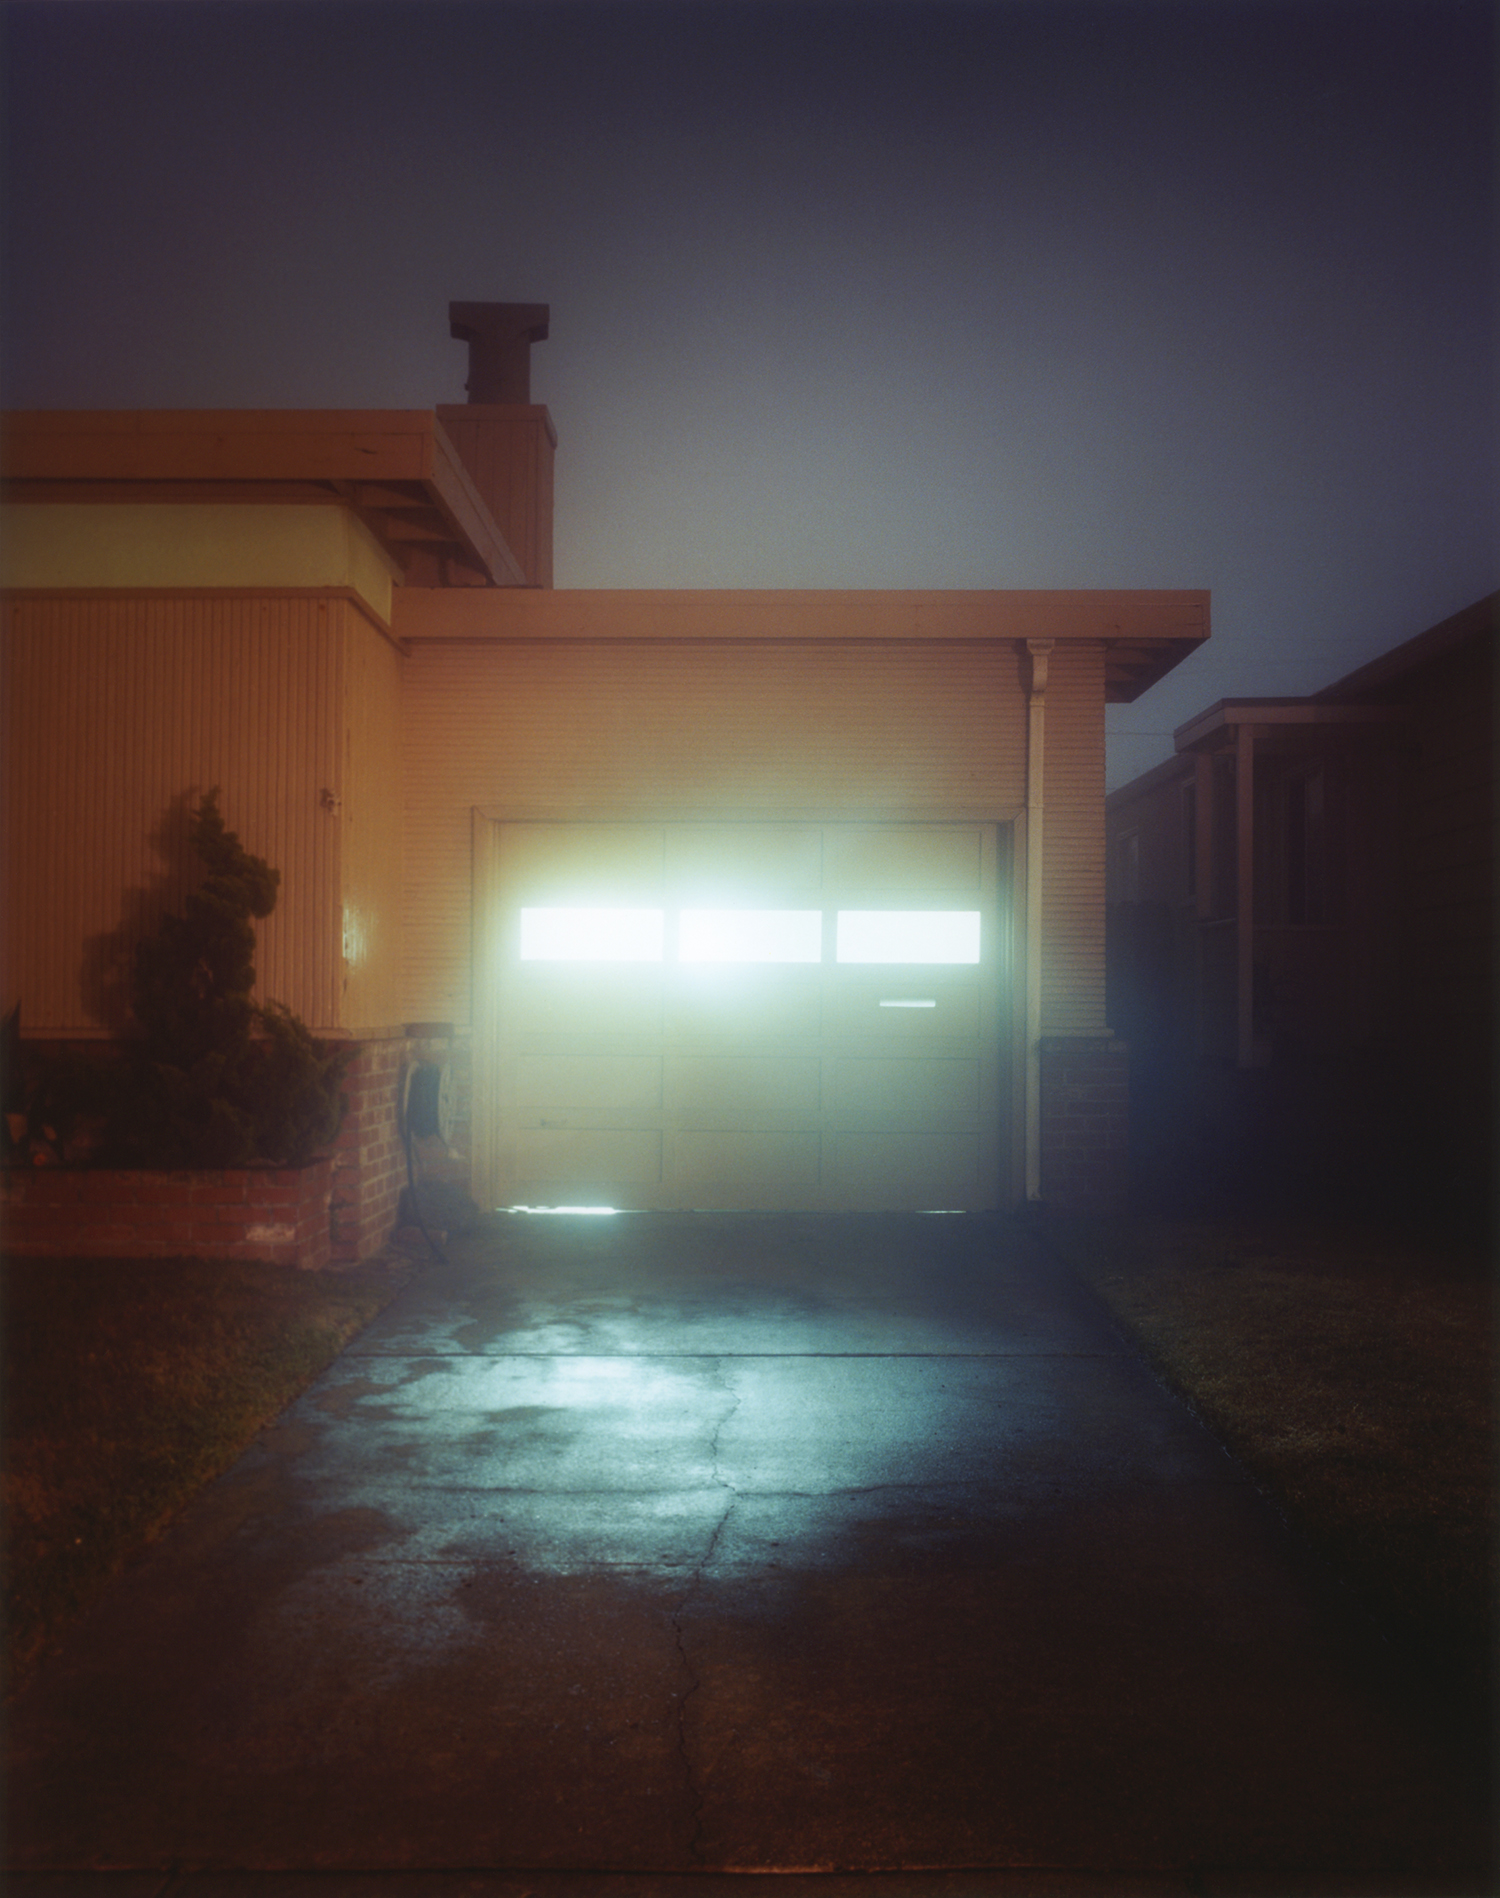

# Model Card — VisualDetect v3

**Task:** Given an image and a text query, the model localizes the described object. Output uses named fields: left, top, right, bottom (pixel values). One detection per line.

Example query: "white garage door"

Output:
left=484, top=822, right=1006, bottom=1211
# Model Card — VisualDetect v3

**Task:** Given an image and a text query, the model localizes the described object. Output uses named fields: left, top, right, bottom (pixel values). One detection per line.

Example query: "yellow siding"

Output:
left=339, top=615, right=405, bottom=1033
left=2, top=504, right=400, bottom=624
left=2, top=594, right=343, bottom=1033
left=402, top=639, right=1030, bottom=1026
left=1041, top=641, right=1108, bottom=1033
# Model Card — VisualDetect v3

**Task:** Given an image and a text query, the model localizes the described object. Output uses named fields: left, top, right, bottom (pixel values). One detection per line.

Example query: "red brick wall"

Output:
left=328, top=1041, right=406, bottom=1262
left=327, top=1032, right=473, bottom=1261
left=0, top=1160, right=334, bottom=1268
left=1040, top=1035, right=1130, bottom=1207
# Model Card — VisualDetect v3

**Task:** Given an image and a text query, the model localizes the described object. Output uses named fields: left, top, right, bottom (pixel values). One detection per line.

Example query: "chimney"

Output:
left=450, top=302, right=550, bottom=402
left=438, top=301, right=556, bottom=586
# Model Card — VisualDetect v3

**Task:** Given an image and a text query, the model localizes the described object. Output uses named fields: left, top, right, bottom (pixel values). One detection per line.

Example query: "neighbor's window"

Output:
left=519, top=908, right=665, bottom=961
left=678, top=909, right=823, bottom=963
left=835, top=911, right=981, bottom=964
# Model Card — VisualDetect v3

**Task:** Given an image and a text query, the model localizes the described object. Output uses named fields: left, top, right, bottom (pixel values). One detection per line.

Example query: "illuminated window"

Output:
left=678, top=909, right=822, bottom=963
left=836, top=911, right=981, bottom=964
left=519, top=908, right=664, bottom=962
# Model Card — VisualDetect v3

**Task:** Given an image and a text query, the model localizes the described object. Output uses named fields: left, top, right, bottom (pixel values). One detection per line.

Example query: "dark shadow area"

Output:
left=1107, top=901, right=1494, bottom=1247
left=78, top=790, right=204, bottom=1033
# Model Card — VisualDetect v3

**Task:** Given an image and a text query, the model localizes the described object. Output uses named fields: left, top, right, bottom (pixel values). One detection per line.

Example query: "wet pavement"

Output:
left=3, top=1212, right=1491, bottom=1895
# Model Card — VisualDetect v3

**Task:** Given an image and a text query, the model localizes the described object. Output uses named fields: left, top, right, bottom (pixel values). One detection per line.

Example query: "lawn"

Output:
left=1041, top=1209, right=1494, bottom=1723
left=1, top=1250, right=412, bottom=1698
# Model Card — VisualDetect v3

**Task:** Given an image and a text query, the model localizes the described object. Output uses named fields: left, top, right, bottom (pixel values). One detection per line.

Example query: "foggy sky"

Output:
left=2, top=0, right=1493, bottom=788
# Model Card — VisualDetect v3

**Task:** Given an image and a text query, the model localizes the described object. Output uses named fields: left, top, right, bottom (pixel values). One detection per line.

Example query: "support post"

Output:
left=1024, top=639, right=1054, bottom=1200
left=1235, top=722, right=1257, bottom=1067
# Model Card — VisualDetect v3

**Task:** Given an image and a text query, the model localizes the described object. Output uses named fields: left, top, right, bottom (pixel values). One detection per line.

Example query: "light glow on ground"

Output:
left=505, top=1205, right=621, bottom=1216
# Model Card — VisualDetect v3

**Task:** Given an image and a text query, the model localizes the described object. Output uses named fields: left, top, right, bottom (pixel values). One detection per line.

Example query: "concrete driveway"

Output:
left=4, top=1212, right=1489, bottom=1894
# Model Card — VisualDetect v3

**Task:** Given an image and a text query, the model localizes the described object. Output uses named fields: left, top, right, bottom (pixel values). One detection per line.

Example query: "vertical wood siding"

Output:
left=2, top=595, right=342, bottom=1033
left=339, top=617, right=405, bottom=1032
left=402, top=638, right=1032, bottom=1025
left=1041, top=641, right=1108, bottom=1033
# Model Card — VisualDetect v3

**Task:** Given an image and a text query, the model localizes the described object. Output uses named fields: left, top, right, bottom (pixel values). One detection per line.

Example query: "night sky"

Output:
left=2, top=0, right=1493, bottom=787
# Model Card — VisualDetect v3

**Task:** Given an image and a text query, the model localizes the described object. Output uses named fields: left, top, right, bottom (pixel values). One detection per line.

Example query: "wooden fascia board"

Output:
left=1, top=408, right=527, bottom=589
left=392, top=586, right=1211, bottom=648
left=425, top=416, right=526, bottom=586
left=1106, top=750, right=1194, bottom=811
left=1174, top=699, right=1410, bottom=751
left=1, top=410, right=448, bottom=482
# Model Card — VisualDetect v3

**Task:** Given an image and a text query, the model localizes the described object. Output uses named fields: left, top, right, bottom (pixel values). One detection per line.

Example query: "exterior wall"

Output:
left=1039, top=1036, right=1129, bottom=1206
left=327, top=1029, right=473, bottom=1260
left=2, top=503, right=399, bottom=625
left=1041, top=641, right=1109, bottom=1035
left=339, top=617, right=406, bottom=1034
left=1105, top=605, right=1494, bottom=1222
left=0, top=1159, right=334, bottom=1269
left=400, top=634, right=1034, bottom=1027
left=1397, top=634, right=1493, bottom=1061
left=328, top=1039, right=406, bottom=1261
left=0, top=591, right=397, bottom=1038
left=1391, top=633, right=1494, bottom=1210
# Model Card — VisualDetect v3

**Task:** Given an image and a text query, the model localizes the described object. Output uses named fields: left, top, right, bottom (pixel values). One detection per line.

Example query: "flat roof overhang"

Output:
left=393, top=587, right=1210, bottom=702
left=1174, top=697, right=1409, bottom=751
left=0, top=409, right=525, bottom=587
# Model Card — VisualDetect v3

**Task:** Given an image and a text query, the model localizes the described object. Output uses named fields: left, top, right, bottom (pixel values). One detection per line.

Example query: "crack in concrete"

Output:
left=669, top=1359, right=742, bottom=1864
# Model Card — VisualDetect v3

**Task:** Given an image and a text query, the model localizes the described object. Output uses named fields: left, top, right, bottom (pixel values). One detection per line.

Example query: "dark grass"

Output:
left=1, top=1250, right=412, bottom=1698
left=1041, top=1209, right=1495, bottom=1722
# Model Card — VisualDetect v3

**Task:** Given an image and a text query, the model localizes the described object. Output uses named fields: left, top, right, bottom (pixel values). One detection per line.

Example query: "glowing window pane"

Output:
left=678, top=909, right=822, bottom=963
left=519, top=908, right=664, bottom=962
left=836, top=911, right=981, bottom=964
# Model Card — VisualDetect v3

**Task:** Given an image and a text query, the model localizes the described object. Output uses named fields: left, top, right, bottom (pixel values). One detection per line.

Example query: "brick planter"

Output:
left=0, top=1157, right=334, bottom=1269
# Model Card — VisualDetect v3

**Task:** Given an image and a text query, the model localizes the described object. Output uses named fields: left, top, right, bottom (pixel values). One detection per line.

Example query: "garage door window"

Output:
left=519, top=906, right=983, bottom=964
left=835, top=911, right=981, bottom=963
left=519, top=908, right=666, bottom=961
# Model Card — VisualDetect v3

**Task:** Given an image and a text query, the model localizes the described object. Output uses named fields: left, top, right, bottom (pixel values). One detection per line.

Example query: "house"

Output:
left=1, top=304, right=1208, bottom=1255
left=1105, top=594, right=1495, bottom=1225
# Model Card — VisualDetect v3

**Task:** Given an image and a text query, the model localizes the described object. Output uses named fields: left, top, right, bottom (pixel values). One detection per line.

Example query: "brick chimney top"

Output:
left=448, top=302, right=550, bottom=404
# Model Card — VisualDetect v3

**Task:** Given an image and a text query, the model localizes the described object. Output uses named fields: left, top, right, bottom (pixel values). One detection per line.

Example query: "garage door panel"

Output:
left=511, top=967, right=664, bottom=1038
left=665, top=824, right=823, bottom=899
left=490, top=820, right=1006, bottom=1210
left=666, top=967, right=822, bottom=1041
left=666, top=1055, right=821, bottom=1128
left=832, top=1132, right=980, bottom=1205
left=503, top=823, right=665, bottom=899
left=829, top=1057, right=980, bottom=1130
left=516, top=1054, right=663, bottom=1115
left=674, top=1130, right=822, bottom=1204
left=824, top=825, right=982, bottom=896
left=514, top=1128, right=662, bottom=1189
left=830, top=969, right=981, bottom=1038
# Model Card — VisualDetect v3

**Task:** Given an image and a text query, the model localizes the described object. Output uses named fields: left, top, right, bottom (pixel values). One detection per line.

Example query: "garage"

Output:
left=475, top=819, right=1010, bottom=1210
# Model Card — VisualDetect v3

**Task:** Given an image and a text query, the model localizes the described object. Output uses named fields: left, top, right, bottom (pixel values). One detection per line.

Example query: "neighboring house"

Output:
left=1105, top=594, right=1495, bottom=1222
left=1, top=304, right=1208, bottom=1250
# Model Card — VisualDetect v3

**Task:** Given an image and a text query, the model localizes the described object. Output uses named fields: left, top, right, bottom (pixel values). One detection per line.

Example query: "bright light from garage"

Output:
left=836, top=911, right=981, bottom=963
left=678, top=909, right=823, bottom=963
left=520, top=908, right=665, bottom=961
